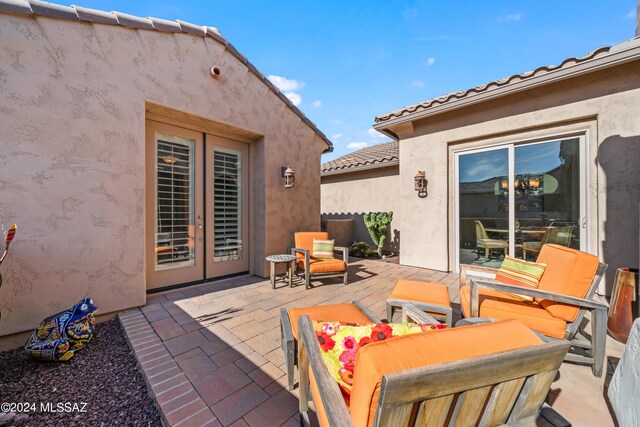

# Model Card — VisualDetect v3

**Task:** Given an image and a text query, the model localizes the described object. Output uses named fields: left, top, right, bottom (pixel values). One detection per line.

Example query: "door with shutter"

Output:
left=205, top=135, right=249, bottom=278
left=145, top=121, right=204, bottom=290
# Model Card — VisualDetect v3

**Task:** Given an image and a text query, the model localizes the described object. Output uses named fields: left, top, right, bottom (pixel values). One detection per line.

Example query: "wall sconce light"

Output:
left=282, top=166, right=295, bottom=188
left=414, top=170, right=428, bottom=198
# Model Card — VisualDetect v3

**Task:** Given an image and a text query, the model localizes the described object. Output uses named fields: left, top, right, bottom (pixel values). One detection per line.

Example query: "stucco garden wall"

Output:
left=392, top=63, right=640, bottom=294
left=0, top=13, right=325, bottom=336
left=321, top=166, right=400, bottom=252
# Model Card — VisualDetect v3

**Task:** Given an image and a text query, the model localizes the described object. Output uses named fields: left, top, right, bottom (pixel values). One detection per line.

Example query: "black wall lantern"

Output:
left=414, top=170, right=428, bottom=198
left=282, top=166, right=295, bottom=188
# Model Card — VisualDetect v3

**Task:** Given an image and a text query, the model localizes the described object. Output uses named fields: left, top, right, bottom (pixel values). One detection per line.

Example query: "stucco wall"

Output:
left=388, top=62, right=640, bottom=294
left=321, top=166, right=400, bottom=252
left=0, top=14, right=325, bottom=336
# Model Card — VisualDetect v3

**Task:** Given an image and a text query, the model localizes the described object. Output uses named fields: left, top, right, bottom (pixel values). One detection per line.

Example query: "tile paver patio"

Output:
left=119, top=258, right=622, bottom=426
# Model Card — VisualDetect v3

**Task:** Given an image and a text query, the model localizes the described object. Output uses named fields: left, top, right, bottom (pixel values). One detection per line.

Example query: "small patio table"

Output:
left=266, top=254, right=296, bottom=289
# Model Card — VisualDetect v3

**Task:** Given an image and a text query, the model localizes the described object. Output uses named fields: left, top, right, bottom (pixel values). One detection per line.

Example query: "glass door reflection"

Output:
left=458, top=148, right=510, bottom=267
left=514, top=138, right=581, bottom=260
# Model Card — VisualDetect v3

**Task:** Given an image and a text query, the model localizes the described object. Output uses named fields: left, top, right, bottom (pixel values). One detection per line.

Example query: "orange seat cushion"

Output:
left=298, top=258, right=346, bottom=274
left=288, top=303, right=373, bottom=340
left=349, top=320, right=543, bottom=427
left=459, top=285, right=567, bottom=339
left=536, top=244, right=600, bottom=322
left=295, top=232, right=329, bottom=261
left=389, top=280, right=451, bottom=307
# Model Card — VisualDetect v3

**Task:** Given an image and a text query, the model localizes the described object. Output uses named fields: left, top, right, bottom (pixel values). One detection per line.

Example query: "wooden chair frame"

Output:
left=462, top=261, right=608, bottom=376
left=290, top=246, right=349, bottom=289
left=279, top=300, right=380, bottom=391
left=298, top=304, right=571, bottom=427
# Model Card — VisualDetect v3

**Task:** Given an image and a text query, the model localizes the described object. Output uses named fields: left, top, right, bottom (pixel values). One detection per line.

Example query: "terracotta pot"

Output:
left=607, top=267, right=639, bottom=343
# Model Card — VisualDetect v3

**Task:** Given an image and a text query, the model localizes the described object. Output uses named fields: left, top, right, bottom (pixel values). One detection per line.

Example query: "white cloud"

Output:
left=332, top=119, right=343, bottom=125
left=410, top=80, right=426, bottom=88
left=312, top=100, right=322, bottom=108
left=268, top=75, right=305, bottom=106
left=368, top=128, right=386, bottom=139
left=267, top=75, right=305, bottom=91
left=347, top=142, right=369, bottom=150
left=332, top=133, right=343, bottom=140
left=426, top=57, right=436, bottom=66
left=625, top=9, right=637, bottom=19
left=283, top=92, right=302, bottom=106
left=498, top=13, right=523, bottom=22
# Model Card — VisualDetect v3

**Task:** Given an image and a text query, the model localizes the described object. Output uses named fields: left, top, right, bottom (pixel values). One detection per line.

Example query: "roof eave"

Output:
left=321, top=159, right=399, bottom=177
left=374, top=39, right=640, bottom=131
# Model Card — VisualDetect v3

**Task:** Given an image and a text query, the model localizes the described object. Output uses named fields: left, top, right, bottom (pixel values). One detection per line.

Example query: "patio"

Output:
left=120, top=258, right=622, bottom=427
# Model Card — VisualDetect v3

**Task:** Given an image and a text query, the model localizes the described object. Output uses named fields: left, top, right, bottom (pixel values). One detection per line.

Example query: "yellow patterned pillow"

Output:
left=495, top=256, right=547, bottom=302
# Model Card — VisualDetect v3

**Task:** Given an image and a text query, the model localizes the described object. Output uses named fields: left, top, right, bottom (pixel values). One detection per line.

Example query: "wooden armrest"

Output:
left=298, top=315, right=353, bottom=427
left=470, top=278, right=608, bottom=310
left=353, top=300, right=381, bottom=323
left=401, top=302, right=439, bottom=324
left=334, top=246, right=349, bottom=263
left=291, top=247, right=309, bottom=255
left=280, top=308, right=293, bottom=343
left=460, top=264, right=498, bottom=286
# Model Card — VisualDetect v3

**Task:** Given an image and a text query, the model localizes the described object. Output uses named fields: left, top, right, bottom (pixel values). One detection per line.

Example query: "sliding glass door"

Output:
left=455, top=136, right=585, bottom=269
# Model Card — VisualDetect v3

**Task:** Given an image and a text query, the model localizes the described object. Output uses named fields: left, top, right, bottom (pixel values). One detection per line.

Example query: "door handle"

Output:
left=196, top=224, right=203, bottom=229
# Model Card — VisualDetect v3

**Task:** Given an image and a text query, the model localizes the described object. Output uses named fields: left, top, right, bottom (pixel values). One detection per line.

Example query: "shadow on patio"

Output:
left=120, top=258, right=620, bottom=427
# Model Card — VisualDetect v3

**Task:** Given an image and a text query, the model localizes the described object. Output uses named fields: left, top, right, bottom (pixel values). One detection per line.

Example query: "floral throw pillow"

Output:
left=313, top=321, right=446, bottom=398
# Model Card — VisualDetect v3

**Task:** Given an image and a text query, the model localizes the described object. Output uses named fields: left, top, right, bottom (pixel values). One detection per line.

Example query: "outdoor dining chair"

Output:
left=297, top=309, right=571, bottom=427
left=474, top=220, right=508, bottom=260
left=291, top=231, right=349, bottom=289
left=459, top=243, right=607, bottom=376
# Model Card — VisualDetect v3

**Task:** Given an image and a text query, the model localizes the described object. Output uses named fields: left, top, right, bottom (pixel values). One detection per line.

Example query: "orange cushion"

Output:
left=288, top=303, right=373, bottom=340
left=389, top=280, right=451, bottom=307
left=459, top=285, right=567, bottom=339
left=536, top=244, right=600, bottom=322
left=295, top=232, right=329, bottom=260
left=349, top=320, right=543, bottom=427
left=298, top=258, right=346, bottom=274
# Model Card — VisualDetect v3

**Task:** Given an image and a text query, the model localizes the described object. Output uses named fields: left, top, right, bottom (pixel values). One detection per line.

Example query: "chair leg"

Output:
left=591, top=307, right=607, bottom=377
left=343, top=271, right=348, bottom=285
left=305, top=269, right=310, bottom=290
left=386, top=302, right=394, bottom=322
left=485, top=248, right=490, bottom=260
left=285, top=338, right=295, bottom=390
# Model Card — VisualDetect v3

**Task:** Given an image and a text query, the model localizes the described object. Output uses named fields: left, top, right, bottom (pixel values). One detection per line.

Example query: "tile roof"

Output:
left=0, top=0, right=333, bottom=152
left=375, top=45, right=615, bottom=124
left=321, top=140, right=398, bottom=174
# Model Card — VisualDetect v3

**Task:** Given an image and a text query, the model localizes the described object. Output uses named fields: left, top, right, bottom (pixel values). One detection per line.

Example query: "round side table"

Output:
left=266, top=254, right=297, bottom=289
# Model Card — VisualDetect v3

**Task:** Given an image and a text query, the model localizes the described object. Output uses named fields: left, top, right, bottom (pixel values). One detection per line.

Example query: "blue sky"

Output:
left=78, top=1, right=638, bottom=162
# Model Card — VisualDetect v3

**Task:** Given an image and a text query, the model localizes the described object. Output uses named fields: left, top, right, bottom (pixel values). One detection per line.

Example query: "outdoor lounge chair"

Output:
left=297, top=310, right=571, bottom=427
left=459, top=243, right=608, bottom=376
left=291, top=232, right=349, bottom=289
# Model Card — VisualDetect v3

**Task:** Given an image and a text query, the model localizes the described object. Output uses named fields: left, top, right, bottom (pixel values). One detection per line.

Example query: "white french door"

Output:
left=454, top=135, right=587, bottom=271
left=145, top=122, right=249, bottom=290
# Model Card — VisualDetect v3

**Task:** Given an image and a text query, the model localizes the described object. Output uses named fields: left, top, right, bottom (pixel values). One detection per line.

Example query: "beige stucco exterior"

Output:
left=378, top=61, right=640, bottom=294
left=0, top=12, right=327, bottom=336
left=321, top=166, right=400, bottom=251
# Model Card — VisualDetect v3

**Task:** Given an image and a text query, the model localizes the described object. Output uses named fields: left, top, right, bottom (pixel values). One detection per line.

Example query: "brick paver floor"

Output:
left=119, top=258, right=622, bottom=426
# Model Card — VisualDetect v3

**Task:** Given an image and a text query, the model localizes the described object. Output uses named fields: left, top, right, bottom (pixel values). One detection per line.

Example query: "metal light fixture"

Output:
left=282, top=166, right=294, bottom=188
left=162, top=154, right=178, bottom=164
left=414, top=170, right=428, bottom=198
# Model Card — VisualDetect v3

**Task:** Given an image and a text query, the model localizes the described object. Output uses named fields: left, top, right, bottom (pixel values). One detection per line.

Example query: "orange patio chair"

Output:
left=291, top=231, right=348, bottom=290
left=459, top=244, right=608, bottom=376
left=297, top=311, right=571, bottom=427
